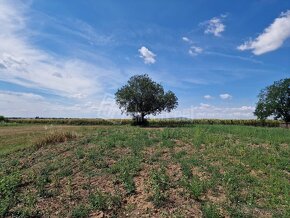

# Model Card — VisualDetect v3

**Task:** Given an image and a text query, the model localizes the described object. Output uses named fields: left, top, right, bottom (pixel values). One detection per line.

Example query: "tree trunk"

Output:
left=141, top=112, right=145, bottom=124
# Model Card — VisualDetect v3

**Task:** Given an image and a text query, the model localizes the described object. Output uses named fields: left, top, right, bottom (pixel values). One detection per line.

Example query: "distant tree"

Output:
left=0, top=115, right=5, bottom=122
left=254, top=78, right=290, bottom=123
left=115, top=74, right=178, bottom=125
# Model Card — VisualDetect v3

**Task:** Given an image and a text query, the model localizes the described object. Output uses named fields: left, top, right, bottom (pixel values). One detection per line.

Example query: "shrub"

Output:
left=0, top=116, right=6, bottom=122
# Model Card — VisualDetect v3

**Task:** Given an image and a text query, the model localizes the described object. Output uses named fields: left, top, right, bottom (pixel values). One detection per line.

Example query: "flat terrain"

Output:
left=0, top=124, right=289, bottom=217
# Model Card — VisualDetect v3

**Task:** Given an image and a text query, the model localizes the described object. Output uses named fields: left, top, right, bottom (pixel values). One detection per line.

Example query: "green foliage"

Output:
left=0, top=116, right=5, bottom=122
left=202, top=203, right=221, bottom=218
left=182, top=176, right=208, bottom=200
left=89, top=190, right=121, bottom=212
left=115, top=74, right=178, bottom=124
left=0, top=124, right=289, bottom=216
left=111, top=156, right=140, bottom=194
left=6, top=118, right=281, bottom=127
left=71, top=204, right=90, bottom=218
left=149, top=167, right=171, bottom=207
left=254, top=78, right=290, bottom=122
left=0, top=173, right=21, bottom=217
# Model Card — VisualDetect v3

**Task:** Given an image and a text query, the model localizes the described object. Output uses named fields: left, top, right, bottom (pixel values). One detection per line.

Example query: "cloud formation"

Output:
left=188, top=46, right=203, bottom=56
left=220, top=93, right=232, bottom=100
left=238, top=10, right=290, bottom=55
left=204, top=95, right=213, bottom=100
left=202, top=15, right=226, bottom=37
left=0, top=1, right=108, bottom=99
left=157, top=104, right=255, bottom=119
left=138, top=46, right=156, bottom=64
left=0, top=91, right=124, bottom=118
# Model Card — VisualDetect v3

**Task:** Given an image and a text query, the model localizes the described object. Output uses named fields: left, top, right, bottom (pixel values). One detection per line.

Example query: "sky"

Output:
left=0, top=0, right=289, bottom=119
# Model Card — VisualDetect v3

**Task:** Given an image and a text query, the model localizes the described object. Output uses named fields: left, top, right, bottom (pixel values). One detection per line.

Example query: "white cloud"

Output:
left=0, top=0, right=130, bottom=117
left=0, top=91, right=125, bottom=118
left=0, top=1, right=108, bottom=98
left=199, top=103, right=211, bottom=108
left=238, top=10, right=290, bottom=55
left=188, top=46, right=203, bottom=56
left=220, top=93, right=232, bottom=100
left=202, top=15, right=226, bottom=37
left=182, top=36, right=191, bottom=43
left=204, top=95, right=213, bottom=99
left=156, top=104, right=255, bottom=119
left=138, top=46, right=156, bottom=64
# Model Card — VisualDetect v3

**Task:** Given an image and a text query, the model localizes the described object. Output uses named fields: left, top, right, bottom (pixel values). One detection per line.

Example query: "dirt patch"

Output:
left=191, top=166, right=211, bottom=181
left=249, top=143, right=270, bottom=149
left=173, top=140, right=195, bottom=155
left=123, top=163, right=155, bottom=217
left=203, top=185, right=227, bottom=204
left=166, top=163, right=183, bottom=183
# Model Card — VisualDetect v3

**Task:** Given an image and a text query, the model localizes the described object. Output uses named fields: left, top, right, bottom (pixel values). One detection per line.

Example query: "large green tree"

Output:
left=115, top=74, right=178, bottom=124
left=254, top=78, right=290, bottom=123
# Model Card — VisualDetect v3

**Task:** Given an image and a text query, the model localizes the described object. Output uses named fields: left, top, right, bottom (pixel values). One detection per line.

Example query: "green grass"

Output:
left=0, top=124, right=289, bottom=217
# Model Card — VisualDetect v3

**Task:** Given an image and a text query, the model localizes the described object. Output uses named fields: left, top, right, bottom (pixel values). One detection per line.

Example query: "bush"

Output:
left=0, top=116, right=6, bottom=122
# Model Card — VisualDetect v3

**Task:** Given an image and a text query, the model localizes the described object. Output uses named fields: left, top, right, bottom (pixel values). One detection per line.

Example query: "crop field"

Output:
left=0, top=124, right=289, bottom=217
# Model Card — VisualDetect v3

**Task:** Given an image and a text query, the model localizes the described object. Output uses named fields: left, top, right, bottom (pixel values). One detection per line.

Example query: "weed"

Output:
left=202, top=203, right=221, bottom=218
left=111, top=156, right=140, bottom=194
left=149, top=167, right=171, bottom=207
left=71, top=204, right=90, bottom=218
left=89, top=190, right=122, bottom=212
left=0, top=172, right=21, bottom=217
left=75, top=147, right=86, bottom=159
left=182, top=176, right=208, bottom=200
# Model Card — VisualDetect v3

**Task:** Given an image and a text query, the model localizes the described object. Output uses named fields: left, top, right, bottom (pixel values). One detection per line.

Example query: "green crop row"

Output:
left=6, top=118, right=282, bottom=127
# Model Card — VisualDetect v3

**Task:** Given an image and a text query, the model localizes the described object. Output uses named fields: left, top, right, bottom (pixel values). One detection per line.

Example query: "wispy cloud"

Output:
left=156, top=104, right=255, bottom=119
left=182, top=36, right=191, bottom=43
left=0, top=0, right=129, bottom=117
left=238, top=10, right=290, bottom=55
left=182, top=36, right=203, bottom=56
left=205, top=51, right=263, bottom=64
left=220, top=93, right=232, bottom=100
left=188, top=46, right=203, bottom=56
left=0, top=1, right=108, bottom=98
left=138, top=46, right=156, bottom=64
left=0, top=91, right=124, bottom=118
left=204, top=95, right=213, bottom=100
left=201, top=14, right=227, bottom=37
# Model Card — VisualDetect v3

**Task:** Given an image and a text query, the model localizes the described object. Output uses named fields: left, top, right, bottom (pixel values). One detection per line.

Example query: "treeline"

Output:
left=6, top=118, right=281, bottom=127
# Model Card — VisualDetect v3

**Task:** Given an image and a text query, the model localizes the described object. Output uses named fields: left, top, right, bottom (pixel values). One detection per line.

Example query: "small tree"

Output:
left=0, top=115, right=6, bottom=123
left=115, top=74, right=178, bottom=124
left=254, top=78, right=290, bottom=124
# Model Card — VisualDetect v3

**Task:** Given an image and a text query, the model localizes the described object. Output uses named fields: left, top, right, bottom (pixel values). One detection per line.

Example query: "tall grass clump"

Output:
left=35, top=131, right=77, bottom=149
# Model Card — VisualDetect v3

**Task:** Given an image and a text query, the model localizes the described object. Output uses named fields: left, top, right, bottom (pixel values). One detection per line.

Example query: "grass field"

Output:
left=0, top=124, right=289, bottom=217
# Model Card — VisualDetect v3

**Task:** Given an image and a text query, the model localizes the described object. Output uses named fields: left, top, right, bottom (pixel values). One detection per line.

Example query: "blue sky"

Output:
left=0, top=0, right=289, bottom=118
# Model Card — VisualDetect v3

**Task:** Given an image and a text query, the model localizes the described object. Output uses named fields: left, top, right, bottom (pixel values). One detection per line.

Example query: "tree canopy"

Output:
left=115, top=74, right=178, bottom=124
left=254, top=78, right=290, bottom=123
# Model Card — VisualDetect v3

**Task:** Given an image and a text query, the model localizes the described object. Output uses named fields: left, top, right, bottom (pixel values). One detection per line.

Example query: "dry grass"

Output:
left=34, top=131, right=77, bottom=149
